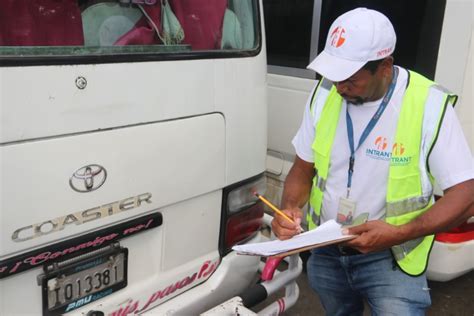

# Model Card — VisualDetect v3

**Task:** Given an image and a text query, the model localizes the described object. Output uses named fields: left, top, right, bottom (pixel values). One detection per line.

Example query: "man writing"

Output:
left=271, top=7, right=474, bottom=315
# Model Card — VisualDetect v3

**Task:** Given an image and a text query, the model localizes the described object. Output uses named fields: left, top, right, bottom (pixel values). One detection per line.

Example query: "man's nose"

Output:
left=335, top=81, right=349, bottom=94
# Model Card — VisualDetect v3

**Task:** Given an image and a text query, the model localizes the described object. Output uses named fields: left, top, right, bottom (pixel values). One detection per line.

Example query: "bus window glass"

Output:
left=0, top=0, right=258, bottom=61
left=263, top=0, right=314, bottom=69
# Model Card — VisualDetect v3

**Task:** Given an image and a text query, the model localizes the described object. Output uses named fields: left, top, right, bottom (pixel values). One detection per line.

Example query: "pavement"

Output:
left=253, top=258, right=474, bottom=316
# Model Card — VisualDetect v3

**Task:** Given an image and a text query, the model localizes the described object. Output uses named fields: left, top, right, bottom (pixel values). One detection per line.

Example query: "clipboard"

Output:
left=273, top=213, right=368, bottom=257
left=232, top=219, right=358, bottom=257
left=273, top=235, right=357, bottom=257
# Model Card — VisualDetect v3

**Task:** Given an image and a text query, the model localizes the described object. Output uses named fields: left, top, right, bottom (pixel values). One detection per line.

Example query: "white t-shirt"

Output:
left=292, top=66, right=474, bottom=223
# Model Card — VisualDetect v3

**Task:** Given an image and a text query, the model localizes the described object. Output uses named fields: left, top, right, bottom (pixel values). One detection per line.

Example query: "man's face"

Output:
left=333, top=61, right=387, bottom=105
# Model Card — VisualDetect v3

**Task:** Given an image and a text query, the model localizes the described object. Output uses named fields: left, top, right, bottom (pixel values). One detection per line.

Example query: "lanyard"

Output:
left=345, top=67, right=399, bottom=198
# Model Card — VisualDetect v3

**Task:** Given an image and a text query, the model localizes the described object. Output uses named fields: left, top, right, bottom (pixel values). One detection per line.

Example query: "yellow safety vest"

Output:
left=307, top=70, right=457, bottom=276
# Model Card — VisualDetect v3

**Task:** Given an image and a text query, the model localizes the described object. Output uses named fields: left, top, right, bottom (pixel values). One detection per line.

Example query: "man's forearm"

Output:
left=399, top=179, right=474, bottom=241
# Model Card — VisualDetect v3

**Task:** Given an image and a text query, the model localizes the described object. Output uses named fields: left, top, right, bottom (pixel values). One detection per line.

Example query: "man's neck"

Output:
left=368, top=66, right=394, bottom=102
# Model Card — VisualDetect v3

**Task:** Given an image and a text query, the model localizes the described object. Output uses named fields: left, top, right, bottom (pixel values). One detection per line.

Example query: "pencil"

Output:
left=255, top=193, right=304, bottom=232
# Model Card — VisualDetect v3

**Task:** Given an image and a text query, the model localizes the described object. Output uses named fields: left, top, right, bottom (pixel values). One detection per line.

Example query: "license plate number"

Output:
left=41, top=247, right=128, bottom=315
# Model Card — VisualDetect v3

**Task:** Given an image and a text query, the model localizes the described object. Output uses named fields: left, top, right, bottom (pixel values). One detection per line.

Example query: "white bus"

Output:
left=0, top=1, right=301, bottom=315
left=263, top=0, right=473, bottom=282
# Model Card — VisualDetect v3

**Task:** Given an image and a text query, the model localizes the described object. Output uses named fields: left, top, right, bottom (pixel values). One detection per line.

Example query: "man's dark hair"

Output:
left=361, top=58, right=386, bottom=74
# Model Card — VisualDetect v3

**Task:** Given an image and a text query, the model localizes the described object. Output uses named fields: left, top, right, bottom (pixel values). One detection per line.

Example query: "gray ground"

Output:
left=253, top=260, right=474, bottom=316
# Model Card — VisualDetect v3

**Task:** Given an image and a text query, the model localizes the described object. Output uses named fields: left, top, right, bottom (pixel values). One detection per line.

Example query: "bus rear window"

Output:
left=0, top=0, right=259, bottom=63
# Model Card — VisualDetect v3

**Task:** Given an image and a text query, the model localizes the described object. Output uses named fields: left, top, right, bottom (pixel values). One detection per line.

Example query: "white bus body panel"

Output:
left=434, top=0, right=473, bottom=148
left=1, top=114, right=225, bottom=257
left=1, top=50, right=267, bottom=316
left=1, top=61, right=215, bottom=144
left=427, top=239, right=474, bottom=282
left=0, top=55, right=268, bottom=185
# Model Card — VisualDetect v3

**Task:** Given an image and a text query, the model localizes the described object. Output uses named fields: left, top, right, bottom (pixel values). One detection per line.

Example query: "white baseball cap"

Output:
left=307, top=8, right=396, bottom=82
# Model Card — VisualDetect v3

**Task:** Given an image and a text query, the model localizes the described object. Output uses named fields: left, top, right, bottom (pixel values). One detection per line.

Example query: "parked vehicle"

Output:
left=263, top=0, right=473, bottom=281
left=0, top=1, right=302, bottom=315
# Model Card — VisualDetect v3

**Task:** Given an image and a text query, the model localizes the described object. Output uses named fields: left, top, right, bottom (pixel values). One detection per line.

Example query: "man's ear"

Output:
left=381, top=56, right=394, bottom=77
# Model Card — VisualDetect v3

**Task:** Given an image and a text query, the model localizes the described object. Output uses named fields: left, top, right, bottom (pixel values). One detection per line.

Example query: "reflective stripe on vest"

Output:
left=308, top=70, right=457, bottom=275
left=307, top=78, right=342, bottom=230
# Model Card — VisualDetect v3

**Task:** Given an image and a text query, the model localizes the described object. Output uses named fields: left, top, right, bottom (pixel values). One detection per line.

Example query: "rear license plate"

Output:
left=40, top=245, right=128, bottom=315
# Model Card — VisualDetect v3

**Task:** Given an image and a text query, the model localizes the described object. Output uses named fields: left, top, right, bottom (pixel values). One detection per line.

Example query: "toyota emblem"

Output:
left=69, top=164, right=107, bottom=193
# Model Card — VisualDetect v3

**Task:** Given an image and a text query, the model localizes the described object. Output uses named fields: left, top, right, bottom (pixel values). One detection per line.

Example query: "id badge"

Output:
left=337, top=197, right=357, bottom=225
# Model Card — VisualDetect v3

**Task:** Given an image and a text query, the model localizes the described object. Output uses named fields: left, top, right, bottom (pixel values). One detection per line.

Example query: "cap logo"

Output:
left=377, top=47, right=392, bottom=58
left=330, top=26, right=346, bottom=48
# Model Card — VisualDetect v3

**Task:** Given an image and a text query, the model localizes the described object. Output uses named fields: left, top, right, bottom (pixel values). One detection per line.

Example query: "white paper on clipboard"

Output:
left=232, top=220, right=355, bottom=256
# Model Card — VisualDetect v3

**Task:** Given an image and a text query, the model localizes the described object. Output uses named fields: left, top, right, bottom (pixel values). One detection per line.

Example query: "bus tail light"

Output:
left=435, top=221, right=474, bottom=243
left=219, top=175, right=266, bottom=255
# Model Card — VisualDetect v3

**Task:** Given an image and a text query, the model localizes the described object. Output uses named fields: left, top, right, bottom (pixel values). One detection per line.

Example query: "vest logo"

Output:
left=392, top=143, right=405, bottom=156
left=366, top=138, right=412, bottom=165
left=391, top=142, right=412, bottom=165
left=330, top=27, right=346, bottom=48
left=366, top=137, right=413, bottom=165
left=375, top=136, right=388, bottom=150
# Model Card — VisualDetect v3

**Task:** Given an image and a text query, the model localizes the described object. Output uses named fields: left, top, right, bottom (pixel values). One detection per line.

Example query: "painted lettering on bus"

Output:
left=109, top=259, right=220, bottom=316
left=2, top=215, right=159, bottom=277
left=123, top=219, right=154, bottom=235
left=7, top=233, right=119, bottom=274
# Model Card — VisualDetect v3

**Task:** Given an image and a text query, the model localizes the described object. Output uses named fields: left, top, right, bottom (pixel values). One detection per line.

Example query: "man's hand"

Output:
left=271, top=207, right=303, bottom=240
left=341, top=180, right=474, bottom=253
left=342, top=220, right=404, bottom=253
